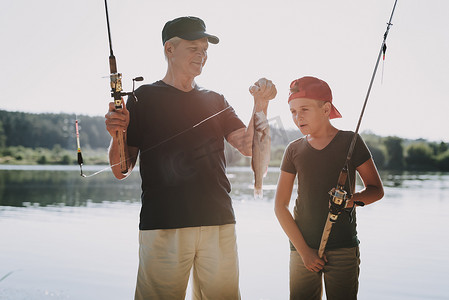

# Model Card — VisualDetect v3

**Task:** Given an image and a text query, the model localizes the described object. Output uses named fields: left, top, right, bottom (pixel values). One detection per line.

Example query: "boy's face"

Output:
left=289, top=98, right=330, bottom=135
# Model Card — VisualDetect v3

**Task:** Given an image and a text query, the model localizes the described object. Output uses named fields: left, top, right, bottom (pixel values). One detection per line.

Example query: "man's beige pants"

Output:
left=135, top=224, right=240, bottom=300
left=290, top=247, right=360, bottom=300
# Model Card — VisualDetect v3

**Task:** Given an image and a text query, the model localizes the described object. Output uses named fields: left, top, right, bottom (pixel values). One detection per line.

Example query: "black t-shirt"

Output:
left=281, top=131, right=372, bottom=250
left=126, top=81, right=245, bottom=230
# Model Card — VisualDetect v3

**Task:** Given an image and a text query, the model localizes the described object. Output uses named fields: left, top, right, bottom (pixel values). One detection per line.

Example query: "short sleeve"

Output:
left=126, top=94, right=141, bottom=148
left=281, top=143, right=297, bottom=174
left=220, top=98, right=245, bottom=137
left=351, top=134, right=372, bottom=168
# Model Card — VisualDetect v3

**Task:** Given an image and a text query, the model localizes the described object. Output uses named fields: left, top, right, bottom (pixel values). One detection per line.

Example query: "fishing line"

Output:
left=318, top=0, right=398, bottom=258
left=79, top=105, right=233, bottom=178
left=345, top=0, right=397, bottom=182
left=381, top=44, right=387, bottom=84
left=75, top=115, right=86, bottom=177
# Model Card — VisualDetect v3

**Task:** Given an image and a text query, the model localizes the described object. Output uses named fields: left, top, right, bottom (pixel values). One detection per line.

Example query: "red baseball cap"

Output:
left=288, top=76, right=342, bottom=119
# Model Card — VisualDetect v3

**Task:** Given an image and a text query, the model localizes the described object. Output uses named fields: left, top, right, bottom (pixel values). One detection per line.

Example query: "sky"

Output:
left=0, top=0, right=448, bottom=142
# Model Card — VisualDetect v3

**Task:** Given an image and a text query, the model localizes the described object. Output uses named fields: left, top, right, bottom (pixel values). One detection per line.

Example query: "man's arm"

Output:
left=105, top=101, right=138, bottom=179
left=226, top=78, right=276, bottom=156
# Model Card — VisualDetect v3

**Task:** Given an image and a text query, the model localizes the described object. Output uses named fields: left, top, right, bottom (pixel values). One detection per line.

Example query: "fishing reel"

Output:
left=108, top=68, right=144, bottom=109
left=328, top=186, right=365, bottom=223
left=328, top=187, right=349, bottom=222
left=109, top=72, right=144, bottom=97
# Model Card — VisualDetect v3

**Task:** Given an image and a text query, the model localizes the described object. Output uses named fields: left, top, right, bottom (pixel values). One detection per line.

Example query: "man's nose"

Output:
left=197, top=50, right=206, bottom=58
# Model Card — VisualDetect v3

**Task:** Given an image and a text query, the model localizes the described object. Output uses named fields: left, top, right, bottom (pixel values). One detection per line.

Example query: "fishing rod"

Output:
left=103, top=0, right=143, bottom=174
left=77, top=106, right=233, bottom=178
left=75, top=1, right=143, bottom=177
left=318, top=0, right=398, bottom=258
left=75, top=119, right=85, bottom=177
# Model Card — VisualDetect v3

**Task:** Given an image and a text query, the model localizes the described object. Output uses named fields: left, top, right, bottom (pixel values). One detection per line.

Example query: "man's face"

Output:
left=168, top=38, right=209, bottom=77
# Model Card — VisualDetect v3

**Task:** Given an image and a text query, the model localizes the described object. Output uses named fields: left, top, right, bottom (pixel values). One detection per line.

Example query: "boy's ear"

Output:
left=323, top=102, right=332, bottom=116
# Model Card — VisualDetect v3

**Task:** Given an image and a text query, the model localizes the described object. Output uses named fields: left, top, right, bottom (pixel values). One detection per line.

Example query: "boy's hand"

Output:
left=105, top=101, right=129, bottom=138
left=301, top=247, right=328, bottom=272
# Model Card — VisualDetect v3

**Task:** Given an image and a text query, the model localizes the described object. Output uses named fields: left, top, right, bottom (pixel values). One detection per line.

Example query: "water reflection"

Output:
left=0, top=166, right=448, bottom=207
left=0, top=166, right=141, bottom=207
left=380, top=170, right=449, bottom=190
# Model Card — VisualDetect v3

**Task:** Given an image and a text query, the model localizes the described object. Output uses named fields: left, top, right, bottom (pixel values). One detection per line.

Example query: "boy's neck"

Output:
left=306, top=125, right=339, bottom=150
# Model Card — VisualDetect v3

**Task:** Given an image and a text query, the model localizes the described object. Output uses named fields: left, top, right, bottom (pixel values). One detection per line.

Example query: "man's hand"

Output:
left=226, top=78, right=276, bottom=156
left=249, top=78, right=277, bottom=108
left=105, top=101, right=129, bottom=138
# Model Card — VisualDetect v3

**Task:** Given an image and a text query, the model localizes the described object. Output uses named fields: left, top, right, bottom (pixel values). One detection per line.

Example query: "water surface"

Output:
left=0, top=166, right=448, bottom=299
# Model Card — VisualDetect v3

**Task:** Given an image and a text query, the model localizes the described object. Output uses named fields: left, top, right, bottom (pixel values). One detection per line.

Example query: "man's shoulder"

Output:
left=195, top=85, right=225, bottom=100
left=135, top=80, right=166, bottom=93
left=135, top=82, right=224, bottom=100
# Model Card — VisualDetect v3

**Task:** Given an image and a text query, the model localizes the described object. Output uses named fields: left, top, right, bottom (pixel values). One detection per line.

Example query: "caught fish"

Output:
left=251, top=111, right=271, bottom=200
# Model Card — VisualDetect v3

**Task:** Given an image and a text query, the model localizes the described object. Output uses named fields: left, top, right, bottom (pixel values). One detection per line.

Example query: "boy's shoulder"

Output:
left=337, top=130, right=366, bottom=144
left=285, top=136, right=307, bottom=154
left=337, top=130, right=356, bottom=139
left=287, top=136, right=306, bottom=147
left=285, top=130, right=360, bottom=151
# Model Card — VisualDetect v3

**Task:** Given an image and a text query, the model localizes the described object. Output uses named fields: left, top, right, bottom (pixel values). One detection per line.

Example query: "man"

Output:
left=105, top=16, right=276, bottom=299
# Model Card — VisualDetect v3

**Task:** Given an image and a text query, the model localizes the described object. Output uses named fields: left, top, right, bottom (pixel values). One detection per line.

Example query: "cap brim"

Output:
left=330, top=104, right=342, bottom=119
left=179, top=31, right=219, bottom=44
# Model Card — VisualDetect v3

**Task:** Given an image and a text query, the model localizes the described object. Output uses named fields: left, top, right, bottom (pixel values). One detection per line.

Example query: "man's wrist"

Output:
left=254, top=101, right=268, bottom=112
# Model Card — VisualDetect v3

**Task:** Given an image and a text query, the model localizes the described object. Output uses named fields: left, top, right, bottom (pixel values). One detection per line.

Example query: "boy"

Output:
left=274, top=76, right=384, bottom=300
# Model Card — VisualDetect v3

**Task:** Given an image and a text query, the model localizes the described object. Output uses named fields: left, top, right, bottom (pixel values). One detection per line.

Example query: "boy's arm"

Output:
left=348, top=158, right=384, bottom=206
left=274, top=171, right=327, bottom=272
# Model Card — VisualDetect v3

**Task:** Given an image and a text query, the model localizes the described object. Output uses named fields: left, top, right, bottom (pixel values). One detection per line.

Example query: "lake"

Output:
left=0, top=165, right=448, bottom=299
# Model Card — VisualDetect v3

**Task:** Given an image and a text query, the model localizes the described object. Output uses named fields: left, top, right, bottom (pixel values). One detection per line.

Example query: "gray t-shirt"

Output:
left=281, top=130, right=371, bottom=250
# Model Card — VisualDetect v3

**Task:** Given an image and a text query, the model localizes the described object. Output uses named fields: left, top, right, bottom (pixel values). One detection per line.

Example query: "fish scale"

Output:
left=251, top=111, right=271, bottom=200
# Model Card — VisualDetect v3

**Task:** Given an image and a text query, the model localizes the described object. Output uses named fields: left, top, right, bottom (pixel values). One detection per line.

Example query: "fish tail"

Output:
left=254, top=188, right=263, bottom=200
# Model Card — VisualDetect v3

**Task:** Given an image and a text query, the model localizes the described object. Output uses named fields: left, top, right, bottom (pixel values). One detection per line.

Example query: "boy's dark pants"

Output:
left=290, top=247, right=360, bottom=300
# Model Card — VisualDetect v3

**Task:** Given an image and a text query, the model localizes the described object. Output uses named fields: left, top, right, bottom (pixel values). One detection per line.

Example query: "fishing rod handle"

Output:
left=112, top=94, right=127, bottom=174
left=116, top=130, right=128, bottom=174
left=337, top=166, right=348, bottom=187
left=318, top=217, right=333, bottom=258
left=109, top=55, right=117, bottom=74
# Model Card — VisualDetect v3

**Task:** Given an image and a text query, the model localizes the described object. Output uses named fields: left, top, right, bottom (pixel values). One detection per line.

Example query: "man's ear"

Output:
left=164, top=42, right=174, bottom=57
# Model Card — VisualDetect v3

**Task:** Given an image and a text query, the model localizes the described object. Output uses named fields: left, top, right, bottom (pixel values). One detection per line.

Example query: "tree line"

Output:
left=362, top=133, right=449, bottom=171
left=0, top=110, right=110, bottom=150
left=0, top=110, right=448, bottom=171
left=0, top=110, right=110, bottom=165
